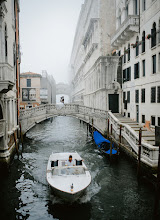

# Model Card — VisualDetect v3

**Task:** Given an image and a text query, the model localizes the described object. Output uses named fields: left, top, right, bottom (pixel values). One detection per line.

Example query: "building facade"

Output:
left=20, top=71, right=56, bottom=109
left=111, top=0, right=160, bottom=128
left=0, top=0, right=20, bottom=165
left=40, top=70, right=56, bottom=104
left=69, top=0, right=122, bottom=112
left=20, top=72, right=42, bottom=109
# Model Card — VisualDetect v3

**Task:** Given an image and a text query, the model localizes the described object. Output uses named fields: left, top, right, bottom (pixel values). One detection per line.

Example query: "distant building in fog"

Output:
left=20, top=71, right=56, bottom=109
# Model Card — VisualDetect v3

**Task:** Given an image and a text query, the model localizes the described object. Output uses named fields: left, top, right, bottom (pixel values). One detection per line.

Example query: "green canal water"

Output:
left=0, top=117, right=159, bottom=220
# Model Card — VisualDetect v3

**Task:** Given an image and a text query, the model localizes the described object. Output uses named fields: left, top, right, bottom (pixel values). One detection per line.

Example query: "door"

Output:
left=136, top=105, right=139, bottom=123
left=109, top=94, right=119, bottom=113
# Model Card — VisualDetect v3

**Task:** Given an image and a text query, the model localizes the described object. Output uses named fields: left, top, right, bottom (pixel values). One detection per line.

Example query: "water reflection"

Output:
left=0, top=117, right=159, bottom=220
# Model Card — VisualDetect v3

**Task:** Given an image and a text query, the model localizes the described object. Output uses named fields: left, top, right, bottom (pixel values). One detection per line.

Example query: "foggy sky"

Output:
left=20, top=0, right=84, bottom=83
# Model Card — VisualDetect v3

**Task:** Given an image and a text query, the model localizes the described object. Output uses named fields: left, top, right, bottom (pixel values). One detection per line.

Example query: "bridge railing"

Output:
left=108, top=111, right=159, bottom=168
left=19, top=104, right=159, bottom=168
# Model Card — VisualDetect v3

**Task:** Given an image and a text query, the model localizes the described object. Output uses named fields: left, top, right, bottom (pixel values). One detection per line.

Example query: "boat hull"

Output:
left=50, top=185, right=86, bottom=202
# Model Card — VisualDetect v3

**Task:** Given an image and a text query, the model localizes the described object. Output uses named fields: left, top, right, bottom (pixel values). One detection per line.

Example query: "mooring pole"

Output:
left=111, top=124, right=112, bottom=136
left=110, top=137, right=112, bottom=158
left=153, top=146, right=160, bottom=219
left=107, top=118, right=109, bottom=138
left=13, top=131, right=19, bottom=157
left=92, top=118, right=94, bottom=136
left=19, top=123, right=24, bottom=148
left=137, top=128, right=142, bottom=179
left=87, top=123, right=89, bottom=136
left=119, top=125, right=122, bottom=144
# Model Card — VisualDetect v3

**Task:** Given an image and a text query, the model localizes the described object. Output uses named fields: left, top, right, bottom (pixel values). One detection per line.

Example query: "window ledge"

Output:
left=141, top=51, right=145, bottom=55
left=135, top=55, right=139, bottom=58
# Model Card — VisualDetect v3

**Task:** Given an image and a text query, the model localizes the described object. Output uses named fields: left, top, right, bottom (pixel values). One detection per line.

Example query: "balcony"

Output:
left=111, top=15, right=139, bottom=48
left=0, top=63, right=15, bottom=93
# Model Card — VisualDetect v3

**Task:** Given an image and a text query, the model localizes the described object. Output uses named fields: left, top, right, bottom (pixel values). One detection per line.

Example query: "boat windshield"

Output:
left=52, top=167, right=86, bottom=176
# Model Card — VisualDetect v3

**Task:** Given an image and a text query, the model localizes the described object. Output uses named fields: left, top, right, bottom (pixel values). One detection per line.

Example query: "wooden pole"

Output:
left=110, top=137, right=112, bottom=158
left=137, top=128, right=142, bottom=178
left=92, top=118, right=94, bottom=136
left=119, top=125, right=122, bottom=144
left=153, top=146, right=160, bottom=219
left=19, top=123, right=23, bottom=148
left=111, top=124, right=112, bottom=136
left=13, top=131, right=19, bottom=157
left=107, top=119, right=109, bottom=138
left=87, top=123, right=88, bottom=136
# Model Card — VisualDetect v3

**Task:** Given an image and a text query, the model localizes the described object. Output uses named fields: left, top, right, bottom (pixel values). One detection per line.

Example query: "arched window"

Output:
left=128, top=43, right=130, bottom=61
left=142, top=31, right=145, bottom=53
left=136, top=36, right=139, bottom=56
left=5, top=24, right=8, bottom=60
left=151, top=22, right=156, bottom=48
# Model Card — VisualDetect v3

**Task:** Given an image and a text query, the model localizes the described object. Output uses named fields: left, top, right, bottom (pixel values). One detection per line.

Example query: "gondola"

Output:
left=93, top=131, right=119, bottom=156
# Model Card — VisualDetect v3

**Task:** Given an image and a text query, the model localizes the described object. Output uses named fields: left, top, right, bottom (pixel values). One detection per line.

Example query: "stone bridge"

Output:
left=19, top=104, right=159, bottom=170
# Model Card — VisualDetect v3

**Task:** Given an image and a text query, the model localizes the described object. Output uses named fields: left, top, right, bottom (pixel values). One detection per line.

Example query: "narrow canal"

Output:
left=0, top=117, right=158, bottom=220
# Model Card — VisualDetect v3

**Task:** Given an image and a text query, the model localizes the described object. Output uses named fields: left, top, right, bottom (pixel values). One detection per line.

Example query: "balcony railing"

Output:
left=0, top=63, right=15, bottom=93
left=111, top=15, right=139, bottom=47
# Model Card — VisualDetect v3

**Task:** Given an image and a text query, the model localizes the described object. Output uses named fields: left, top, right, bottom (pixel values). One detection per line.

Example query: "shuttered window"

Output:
left=127, top=91, right=130, bottom=103
left=142, top=115, right=145, bottom=123
left=135, top=90, right=139, bottom=103
left=151, top=23, right=156, bottom=48
left=134, top=62, right=139, bottom=79
left=142, top=60, right=145, bottom=76
left=151, top=116, right=155, bottom=126
left=157, top=86, right=160, bottom=103
left=141, top=89, right=145, bottom=103
left=152, top=55, right=156, bottom=74
left=127, top=67, right=131, bottom=81
left=142, top=31, right=145, bottom=53
left=151, top=87, right=156, bottom=103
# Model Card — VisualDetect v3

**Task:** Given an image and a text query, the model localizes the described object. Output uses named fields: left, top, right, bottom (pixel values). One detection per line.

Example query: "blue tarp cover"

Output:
left=93, top=131, right=110, bottom=145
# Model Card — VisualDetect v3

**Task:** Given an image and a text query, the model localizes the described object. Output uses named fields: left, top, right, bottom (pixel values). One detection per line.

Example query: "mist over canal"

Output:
left=0, top=117, right=158, bottom=220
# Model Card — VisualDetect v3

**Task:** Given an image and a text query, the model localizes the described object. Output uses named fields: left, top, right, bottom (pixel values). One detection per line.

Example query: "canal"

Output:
left=0, top=117, right=159, bottom=220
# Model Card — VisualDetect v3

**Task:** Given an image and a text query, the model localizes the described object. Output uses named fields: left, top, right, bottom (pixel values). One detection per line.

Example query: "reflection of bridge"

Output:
left=19, top=104, right=159, bottom=169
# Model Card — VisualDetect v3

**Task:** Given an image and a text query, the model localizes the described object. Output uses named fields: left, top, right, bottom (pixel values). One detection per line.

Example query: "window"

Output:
left=126, top=5, right=128, bottom=18
left=127, top=91, right=130, bottom=103
left=118, top=50, right=121, bottom=56
left=151, top=116, right=155, bottom=126
left=157, top=86, right=160, bottom=103
left=27, top=79, right=31, bottom=87
left=134, top=62, right=139, bottom=79
left=127, top=67, right=131, bottom=81
left=128, top=113, right=130, bottom=118
left=141, top=89, right=145, bottom=103
left=135, top=90, right=139, bottom=103
left=152, top=55, right=156, bottom=74
left=158, top=117, right=160, bottom=126
left=128, top=44, right=130, bottom=61
left=5, top=24, right=8, bottom=60
left=142, top=60, right=145, bottom=76
left=142, top=115, right=145, bottom=123
left=135, top=0, right=138, bottom=15
left=123, top=69, right=126, bottom=83
left=136, top=36, right=139, bottom=56
left=123, top=92, right=126, bottom=103
left=151, top=22, right=156, bottom=48
left=142, top=0, right=146, bottom=11
left=151, top=87, right=156, bottom=103
left=124, top=47, right=126, bottom=63
left=142, top=31, right=145, bottom=53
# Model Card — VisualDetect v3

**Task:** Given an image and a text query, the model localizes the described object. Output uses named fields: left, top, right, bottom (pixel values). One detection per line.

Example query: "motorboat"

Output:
left=46, top=152, right=91, bottom=202
left=93, top=131, right=119, bottom=156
